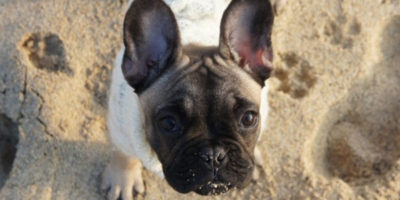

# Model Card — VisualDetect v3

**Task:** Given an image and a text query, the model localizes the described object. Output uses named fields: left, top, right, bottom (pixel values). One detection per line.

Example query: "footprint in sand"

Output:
left=84, top=64, right=111, bottom=108
left=274, top=52, right=317, bottom=99
left=20, top=32, right=73, bottom=75
left=313, top=15, right=400, bottom=186
left=0, top=114, right=19, bottom=190
left=323, top=14, right=361, bottom=49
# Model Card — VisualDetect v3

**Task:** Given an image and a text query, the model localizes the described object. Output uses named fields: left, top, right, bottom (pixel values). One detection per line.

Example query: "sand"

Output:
left=0, top=0, right=400, bottom=199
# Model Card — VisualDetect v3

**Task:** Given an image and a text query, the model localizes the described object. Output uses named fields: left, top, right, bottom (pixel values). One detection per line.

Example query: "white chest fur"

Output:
left=108, top=48, right=164, bottom=177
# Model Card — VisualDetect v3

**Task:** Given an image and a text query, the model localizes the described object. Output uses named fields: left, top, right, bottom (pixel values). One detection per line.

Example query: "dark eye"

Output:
left=158, top=116, right=180, bottom=133
left=240, top=111, right=258, bottom=128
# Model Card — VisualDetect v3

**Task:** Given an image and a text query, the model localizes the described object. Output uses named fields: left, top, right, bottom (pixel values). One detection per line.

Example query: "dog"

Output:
left=102, top=0, right=275, bottom=199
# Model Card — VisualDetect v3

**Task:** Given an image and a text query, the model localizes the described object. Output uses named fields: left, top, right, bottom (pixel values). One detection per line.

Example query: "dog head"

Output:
left=121, top=0, right=274, bottom=195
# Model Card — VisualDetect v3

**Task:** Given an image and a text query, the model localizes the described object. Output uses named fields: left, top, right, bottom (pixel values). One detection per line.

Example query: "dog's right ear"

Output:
left=122, top=0, right=181, bottom=93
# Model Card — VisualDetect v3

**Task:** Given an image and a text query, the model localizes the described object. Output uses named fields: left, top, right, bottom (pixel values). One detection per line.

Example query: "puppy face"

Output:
left=121, top=0, right=274, bottom=195
left=139, top=49, right=263, bottom=194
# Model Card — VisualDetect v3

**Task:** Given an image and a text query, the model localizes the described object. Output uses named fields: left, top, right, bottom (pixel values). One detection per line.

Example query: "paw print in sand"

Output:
left=20, top=32, right=73, bottom=75
left=274, top=52, right=317, bottom=99
left=322, top=15, right=362, bottom=49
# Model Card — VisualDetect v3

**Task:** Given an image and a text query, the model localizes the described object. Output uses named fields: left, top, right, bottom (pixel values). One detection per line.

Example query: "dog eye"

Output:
left=240, top=111, right=258, bottom=128
left=158, top=116, right=180, bottom=133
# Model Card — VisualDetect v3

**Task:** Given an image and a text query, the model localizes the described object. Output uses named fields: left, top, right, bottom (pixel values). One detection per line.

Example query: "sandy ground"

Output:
left=1, top=0, right=400, bottom=199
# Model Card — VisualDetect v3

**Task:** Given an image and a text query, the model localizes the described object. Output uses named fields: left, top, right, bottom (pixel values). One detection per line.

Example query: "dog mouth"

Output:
left=194, top=179, right=233, bottom=195
left=165, top=166, right=234, bottom=195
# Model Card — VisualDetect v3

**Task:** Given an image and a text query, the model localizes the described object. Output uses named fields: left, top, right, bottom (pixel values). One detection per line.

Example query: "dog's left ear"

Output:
left=219, top=0, right=274, bottom=85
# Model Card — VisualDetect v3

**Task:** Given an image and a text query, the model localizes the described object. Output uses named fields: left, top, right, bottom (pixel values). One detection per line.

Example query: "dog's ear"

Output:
left=219, top=0, right=274, bottom=85
left=122, top=0, right=181, bottom=92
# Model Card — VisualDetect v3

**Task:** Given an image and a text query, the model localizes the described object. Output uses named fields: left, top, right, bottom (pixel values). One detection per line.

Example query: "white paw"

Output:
left=101, top=153, right=145, bottom=200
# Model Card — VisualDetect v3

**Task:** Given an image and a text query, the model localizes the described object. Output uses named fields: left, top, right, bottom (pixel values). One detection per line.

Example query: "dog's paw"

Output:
left=101, top=151, right=145, bottom=200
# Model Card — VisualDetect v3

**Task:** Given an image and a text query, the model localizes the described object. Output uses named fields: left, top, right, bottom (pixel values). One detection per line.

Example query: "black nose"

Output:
left=198, top=146, right=227, bottom=168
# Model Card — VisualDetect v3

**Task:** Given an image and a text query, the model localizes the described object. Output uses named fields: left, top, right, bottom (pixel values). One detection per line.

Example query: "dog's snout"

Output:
left=199, top=146, right=227, bottom=168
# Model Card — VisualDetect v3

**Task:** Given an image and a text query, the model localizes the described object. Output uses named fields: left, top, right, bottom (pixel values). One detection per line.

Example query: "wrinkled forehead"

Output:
left=139, top=55, right=262, bottom=111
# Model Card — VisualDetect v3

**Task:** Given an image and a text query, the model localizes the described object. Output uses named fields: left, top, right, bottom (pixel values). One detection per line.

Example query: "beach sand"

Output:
left=1, top=0, right=400, bottom=199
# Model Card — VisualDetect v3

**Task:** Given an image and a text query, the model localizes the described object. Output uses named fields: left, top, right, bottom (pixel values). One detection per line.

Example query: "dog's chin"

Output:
left=194, top=180, right=233, bottom=195
left=165, top=172, right=236, bottom=195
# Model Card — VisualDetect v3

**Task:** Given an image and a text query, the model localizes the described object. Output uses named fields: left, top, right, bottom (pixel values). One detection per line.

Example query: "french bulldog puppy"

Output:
left=102, top=0, right=274, bottom=199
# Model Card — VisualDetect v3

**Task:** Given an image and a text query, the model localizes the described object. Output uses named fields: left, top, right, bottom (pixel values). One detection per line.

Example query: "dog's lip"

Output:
left=164, top=164, right=233, bottom=194
left=194, top=179, right=232, bottom=195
